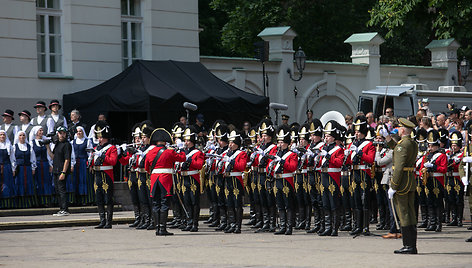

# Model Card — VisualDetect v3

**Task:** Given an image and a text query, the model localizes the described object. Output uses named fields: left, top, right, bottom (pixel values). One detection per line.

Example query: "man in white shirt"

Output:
left=0, top=109, right=18, bottom=143
left=18, top=110, right=33, bottom=138
left=31, top=101, right=49, bottom=131
left=46, top=100, right=67, bottom=135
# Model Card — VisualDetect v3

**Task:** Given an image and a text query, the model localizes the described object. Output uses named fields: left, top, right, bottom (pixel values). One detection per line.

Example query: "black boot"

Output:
left=305, top=204, right=312, bottom=231
left=158, top=210, right=174, bottom=236
left=362, top=209, right=370, bottom=236
left=340, top=209, right=352, bottom=231
left=349, top=209, right=362, bottom=235
left=183, top=206, right=194, bottom=231
left=435, top=207, right=443, bottom=232
left=317, top=209, right=326, bottom=235
left=418, top=205, right=429, bottom=228
left=252, top=204, right=263, bottom=229
left=129, top=205, right=141, bottom=227
left=190, top=206, right=199, bottom=232
left=268, top=206, right=277, bottom=232
left=245, top=203, right=257, bottom=226
left=104, top=204, right=113, bottom=229
left=274, top=210, right=287, bottom=235
left=285, top=209, right=293, bottom=235
left=209, top=205, right=220, bottom=227
left=204, top=203, right=215, bottom=224
left=225, top=209, right=236, bottom=233
left=146, top=208, right=157, bottom=230
left=444, top=202, right=450, bottom=224
left=169, top=204, right=182, bottom=228
left=376, top=206, right=386, bottom=230
left=447, top=204, right=458, bottom=226
left=319, top=210, right=332, bottom=236
left=295, top=207, right=306, bottom=230
left=331, top=209, right=340, bottom=236
left=307, top=207, right=321, bottom=233
left=234, top=207, right=243, bottom=233
left=152, top=210, right=160, bottom=235
left=215, top=207, right=227, bottom=231
left=255, top=207, right=270, bottom=233
left=394, top=225, right=417, bottom=254
left=95, top=205, right=106, bottom=229
left=457, top=204, right=464, bottom=227
left=425, top=207, right=437, bottom=231
left=136, top=205, right=150, bottom=229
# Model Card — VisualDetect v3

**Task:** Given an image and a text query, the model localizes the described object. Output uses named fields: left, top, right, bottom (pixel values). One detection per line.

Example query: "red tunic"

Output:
left=225, top=150, right=248, bottom=187
left=144, top=145, right=186, bottom=196
left=182, top=149, right=205, bottom=183
left=267, top=150, right=298, bottom=187
left=321, top=145, right=344, bottom=187
left=420, top=151, right=448, bottom=186
left=346, top=140, right=375, bottom=178
left=91, top=145, right=118, bottom=181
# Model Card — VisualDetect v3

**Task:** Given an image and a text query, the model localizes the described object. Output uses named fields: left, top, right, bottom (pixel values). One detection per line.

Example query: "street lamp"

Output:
left=460, top=57, right=470, bottom=86
left=287, top=47, right=306, bottom=81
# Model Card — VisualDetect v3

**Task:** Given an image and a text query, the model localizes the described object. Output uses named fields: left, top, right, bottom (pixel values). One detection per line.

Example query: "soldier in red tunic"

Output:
left=319, top=120, right=345, bottom=236
left=271, top=125, right=298, bottom=235
left=90, top=121, right=118, bottom=229
left=445, top=131, right=465, bottom=227
left=180, top=126, right=205, bottom=232
left=222, top=130, right=248, bottom=233
left=144, top=128, right=186, bottom=236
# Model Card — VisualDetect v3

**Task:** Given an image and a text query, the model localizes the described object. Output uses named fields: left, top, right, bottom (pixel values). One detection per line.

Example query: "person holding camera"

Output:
left=46, top=126, right=72, bottom=216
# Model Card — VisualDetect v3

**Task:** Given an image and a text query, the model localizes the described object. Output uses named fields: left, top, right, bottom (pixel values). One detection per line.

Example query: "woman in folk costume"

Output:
left=72, top=126, right=94, bottom=205
left=13, top=130, right=37, bottom=208
left=29, top=126, right=53, bottom=207
left=0, top=130, right=15, bottom=208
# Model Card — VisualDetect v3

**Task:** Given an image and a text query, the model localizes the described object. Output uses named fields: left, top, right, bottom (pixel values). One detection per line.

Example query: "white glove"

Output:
left=344, top=150, right=349, bottom=156
left=462, top=177, right=469, bottom=186
left=223, top=156, right=230, bottom=162
left=292, top=148, right=300, bottom=154
left=257, top=148, right=265, bottom=156
left=306, top=150, right=314, bottom=157
left=209, top=144, right=216, bottom=151
left=463, top=157, right=472, bottom=163
left=349, top=144, right=357, bottom=152
left=388, top=188, right=396, bottom=199
left=176, top=140, right=185, bottom=150
left=320, top=150, right=327, bottom=156
left=120, top=143, right=127, bottom=151
left=274, top=155, right=282, bottom=162
left=424, top=162, right=434, bottom=168
left=290, top=143, right=297, bottom=150
left=379, top=128, right=389, bottom=138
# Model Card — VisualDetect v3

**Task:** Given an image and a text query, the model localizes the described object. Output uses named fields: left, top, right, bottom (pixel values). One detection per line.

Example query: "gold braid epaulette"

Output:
left=392, top=166, right=415, bottom=172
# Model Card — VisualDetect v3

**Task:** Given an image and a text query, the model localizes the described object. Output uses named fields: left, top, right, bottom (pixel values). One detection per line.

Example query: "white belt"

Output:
left=341, top=171, right=350, bottom=176
left=137, top=168, right=146, bottom=173
left=353, top=165, right=369, bottom=170
left=415, top=171, right=420, bottom=176
left=152, top=168, right=174, bottom=174
left=301, top=169, right=308, bottom=174
left=375, top=167, right=386, bottom=172
left=93, top=166, right=113, bottom=171
left=432, top=172, right=445, bottom=177
left=274, top=173, right=294, bottom=179
left=315, top=167, right=321, bottom=171
left=447, top=172, right=460, bottom=177
left=226, top=172, right=242, bottom=177
left=180, top=170, right=199, bottom=176
left=130, top=167, right=136, bottom=172
left=321, top=168, right=341, bottom=173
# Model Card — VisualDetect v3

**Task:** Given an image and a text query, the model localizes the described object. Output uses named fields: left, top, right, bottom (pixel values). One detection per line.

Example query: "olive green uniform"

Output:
left=389, top=135, right=418, bottom=227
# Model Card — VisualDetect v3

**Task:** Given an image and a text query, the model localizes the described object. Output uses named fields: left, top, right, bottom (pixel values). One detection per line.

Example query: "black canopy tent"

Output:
left=63, top=60, right=269, bottom=142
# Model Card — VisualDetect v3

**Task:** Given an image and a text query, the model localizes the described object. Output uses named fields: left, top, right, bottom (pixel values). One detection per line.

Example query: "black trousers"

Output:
left=258, top=173, right=275, bottom=209
left=137, top=172, right=151, bottom=205
left=151, top=179, right=171, bottom=213
left=128, top=171, right=139, bottom=205
left=94, top=171, right=114, bottom=206
left=275, top=179, right=295, bottom=211
left=215, top=174, right=226, bottom=207
left=426, top=177, right=445, bottom=209
left=294, top=173, right=306, bottom=211
left=321, top=173, right=341, bottom=211
left=445, top=176, right=464, bottom=207
left=208, top=172, right=218, bottom=204
left=340, top=173, right=351, bottom=211
left=374, top=172, right=388, bottom=216
left=53, top=173, right=68, bottom=211
left=308, top=171, right=322, bottom=209
left=351, top=170, right=371, bottom=210
left=182, top=175, right=200, bottom=208
left=225, top=176, right=244, bottom=208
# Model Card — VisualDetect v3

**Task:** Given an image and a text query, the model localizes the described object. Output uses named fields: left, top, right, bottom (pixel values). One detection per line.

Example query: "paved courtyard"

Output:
left=1, top=222, right=471, bottom=267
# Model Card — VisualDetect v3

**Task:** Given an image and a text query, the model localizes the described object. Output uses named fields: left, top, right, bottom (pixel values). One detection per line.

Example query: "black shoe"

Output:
left=215, top=223, right=227, bottom=231
left=307, top=225, right=320, bottom=233
left=285, top=227, right=292, bottom=235
left=182, top=224, right=192, bottom=231
left=467, top=226, right=472, bottom=231
left=252, top=221, right=263, bottom=229
left=319, top=228, right=332, bottom=236
left=466, top=236, right=472, bottom=242
left=340, top=224, right=352, bottom=231
left=189, top=225, right=198, bottom=232
left=425, top=224, right=436, bottom=231
left=394, top=246, right=418, bottom=254
left=209, top=220, right=220, bottom=227
left=274, top=228, right=286, bottom=235
left=418, top=221, right=428, bottom=228
left=349, top=228, right=362, bottom=235
left=95, top=212, right=106, bottom=229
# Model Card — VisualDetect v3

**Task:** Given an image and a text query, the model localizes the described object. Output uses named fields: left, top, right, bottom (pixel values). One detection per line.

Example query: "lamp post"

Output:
left=460, top=57, right=470, bottom=86
left=287, top=47, right=306, bottom=81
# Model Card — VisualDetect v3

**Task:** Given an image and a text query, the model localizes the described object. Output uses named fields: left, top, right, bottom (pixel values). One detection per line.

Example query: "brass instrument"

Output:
left=200, top=163, right=206, bottom=194
left=421, top=167, right=428, bottom=186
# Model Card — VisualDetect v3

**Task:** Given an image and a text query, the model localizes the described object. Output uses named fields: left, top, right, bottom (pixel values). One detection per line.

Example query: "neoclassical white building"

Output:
left=1, top=0, right=468, bottom=123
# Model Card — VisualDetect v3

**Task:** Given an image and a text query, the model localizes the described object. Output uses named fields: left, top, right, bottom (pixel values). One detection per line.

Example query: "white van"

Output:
left=360, top=84, right=472, bottom=117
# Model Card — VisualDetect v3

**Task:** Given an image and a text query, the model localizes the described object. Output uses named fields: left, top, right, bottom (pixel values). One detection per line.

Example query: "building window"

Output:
left=36, top=0, right=62, bottom=74
left=121, top=0, right=142, bottom=69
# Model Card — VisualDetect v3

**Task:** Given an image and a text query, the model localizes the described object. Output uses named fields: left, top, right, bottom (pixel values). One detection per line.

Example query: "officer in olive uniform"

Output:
left=387, top=118, right=418, bottom=254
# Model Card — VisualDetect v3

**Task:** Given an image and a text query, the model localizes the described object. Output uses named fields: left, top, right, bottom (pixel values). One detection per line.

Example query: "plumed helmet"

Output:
left=182, top=125, right=197, bottom=143
left=228, top=130, right=242, bottom=147
left=172, top=122, right=185, bottom=138
left=416, top=128, right=427, bottom=143
left=150, top=128, right=173, bottom=144
left=259, top=118, right=274, bottom=136
left=248, top=127, right=257, bottom=143
left=410, top=128, right=416, bottom=139
left=353, top=115, right=368, bottom=135
left=140, top=120, right=153, bottom=138
left=276, top=125, right=291, bottom=144
left=338, top=125, right=347, bottom=141
left=310, top=118, right=323, bottom=136
left=427, top=129, right=440, bottom=146
left=131, top=122, right=142, bottom=137
left=365, top=127, right=375, bottom=141
left=298, top=123, right=310, bottom=140
left=212, top=120, right=226, bottom=132
left=215, top=124, right=229, bottom=142
left=449, top=130, right=462, bottom=147
left=438, top=128, right=449, bottom=145
left=94, top=120, right=111, bottom=139
left=290, top=124, right=299, bottom=143
left=345, top=128, right=355, bottom=145
left=323, top=120, right=341, bottom=141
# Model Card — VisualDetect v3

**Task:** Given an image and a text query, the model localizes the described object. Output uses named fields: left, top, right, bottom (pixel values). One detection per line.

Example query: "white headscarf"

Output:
left=0, top=129, right=12, bottom=153
left=74, top=126, right=86, bottom=144
left=29, top=125, right=45, bottom=145
left=14, top=130, right=29, bottom=151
